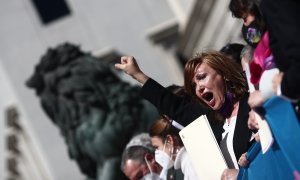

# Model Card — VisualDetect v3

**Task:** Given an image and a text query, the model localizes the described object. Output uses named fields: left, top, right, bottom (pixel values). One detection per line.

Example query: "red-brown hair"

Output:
left=149, top=117, right=183, bottom=147
left=184, top=51, right=247, bottom=103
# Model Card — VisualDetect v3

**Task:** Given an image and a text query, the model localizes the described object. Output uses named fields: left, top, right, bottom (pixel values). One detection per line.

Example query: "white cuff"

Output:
left=260, top=68, right=279, bottom=100
left=276, top=83, right=282, bottom=96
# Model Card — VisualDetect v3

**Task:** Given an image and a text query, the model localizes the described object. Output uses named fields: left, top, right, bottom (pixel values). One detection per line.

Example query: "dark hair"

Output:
left=220, top=43, right=245, bottom=65
left=229, top=0, right=261, bottom=19
left=149, top=117, right=183, bottom=147
left=121, top=145, right=153, bottom=171
left=229, top=0, right=265, bottom=32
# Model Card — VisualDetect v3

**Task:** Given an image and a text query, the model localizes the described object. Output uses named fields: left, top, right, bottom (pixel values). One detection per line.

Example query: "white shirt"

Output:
left=174, top=147, right=200, bottom=180
left=222, top=116, right=239, bottom=169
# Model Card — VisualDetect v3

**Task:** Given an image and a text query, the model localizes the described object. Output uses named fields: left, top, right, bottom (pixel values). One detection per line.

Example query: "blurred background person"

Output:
left=121, top=145, right=162, bottom=180
left=261, top=0, right=300, bottom=106
left=121, top=133, right=162, bottom=180
left=149, top=117, right=198, bottom=180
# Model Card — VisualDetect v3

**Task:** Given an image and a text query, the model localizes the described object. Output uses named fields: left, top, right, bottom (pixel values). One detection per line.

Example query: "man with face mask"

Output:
left=122, top=133, right=164, bottom=180
left=121, top=145, right=162, bottom=180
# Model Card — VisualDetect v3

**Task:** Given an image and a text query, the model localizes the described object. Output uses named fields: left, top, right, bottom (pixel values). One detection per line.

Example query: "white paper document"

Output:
left=179, top=115, right=228, bottom=179
left=244, top=62, right=274, bottom=153
left=255, top=113, right=274, bottom=154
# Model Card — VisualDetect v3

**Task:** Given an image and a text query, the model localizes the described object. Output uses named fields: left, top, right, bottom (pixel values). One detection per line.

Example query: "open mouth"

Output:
left=201, top=92, right=216, bottom=108
left=202, top=92, right=213, bottom=102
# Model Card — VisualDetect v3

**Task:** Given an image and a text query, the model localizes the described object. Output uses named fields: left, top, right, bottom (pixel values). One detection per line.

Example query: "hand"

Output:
left=272, top=72, right=283, bottom=93
left=248, top=110, right=259, bottom=130
left=115, top=56, right=149, bottom=85
left=115, top=56, right=141, bottom=77
left=238, top=153, right=249, bottom=167
left=248, top=90, right=265, bottom=109
left=221, top=169, right=239, bottom=180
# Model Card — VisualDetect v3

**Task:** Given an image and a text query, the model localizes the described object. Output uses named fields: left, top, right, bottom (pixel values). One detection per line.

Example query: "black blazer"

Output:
left=233, top=92, right=253, bottom=162
left=167, top=167, right=184, bottom=180
left=141, top=78, right=253, bottom=161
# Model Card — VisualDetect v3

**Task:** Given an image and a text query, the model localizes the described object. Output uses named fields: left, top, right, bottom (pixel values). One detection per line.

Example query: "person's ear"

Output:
left=166, top=134, right=174, bottom=146
left=144, top=153, right=155, bottom=163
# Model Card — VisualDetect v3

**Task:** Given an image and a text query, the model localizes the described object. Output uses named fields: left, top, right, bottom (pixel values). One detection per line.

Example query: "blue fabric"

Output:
left=238, top=96, right=300, bottom=180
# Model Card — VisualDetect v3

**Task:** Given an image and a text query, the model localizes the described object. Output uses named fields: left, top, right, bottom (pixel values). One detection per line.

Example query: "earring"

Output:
left=224, top=77, right=229, bottom=82
left=224, top=77, right=235, bottom=89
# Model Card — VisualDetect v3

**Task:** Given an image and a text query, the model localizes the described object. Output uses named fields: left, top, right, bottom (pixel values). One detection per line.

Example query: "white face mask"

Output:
left=141, top=172, right=161, bottom=180
left=154, top=139, right=174, bottom=178
left=142, top=157, right=162, bottom=180
left=155, top=150, right=174, bottom=170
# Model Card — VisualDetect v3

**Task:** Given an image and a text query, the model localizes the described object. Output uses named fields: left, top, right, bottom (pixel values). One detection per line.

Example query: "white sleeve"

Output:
left=259, top=68, right=279, bottom=100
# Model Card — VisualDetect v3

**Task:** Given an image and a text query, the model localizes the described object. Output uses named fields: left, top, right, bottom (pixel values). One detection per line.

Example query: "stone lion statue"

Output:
left=26, top=43, right=158, bottom=180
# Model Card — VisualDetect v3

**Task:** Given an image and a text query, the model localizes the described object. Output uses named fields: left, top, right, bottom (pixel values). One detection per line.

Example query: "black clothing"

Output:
left=167, top=167, right=184, bottom=180
left=233, top=93, right=253, bottom=162
left=260, top=0, right=300, bottom=100
left=141, top=78, right=224, bottom=143
left=141, top=78, right=253, bottom=161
